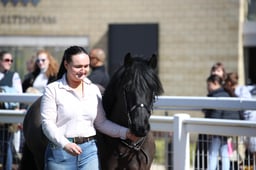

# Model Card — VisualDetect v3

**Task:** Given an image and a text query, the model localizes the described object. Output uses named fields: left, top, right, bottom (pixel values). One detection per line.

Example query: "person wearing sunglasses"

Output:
left=22, top=49, right=59, bottom=94
left=0, top=50, right=23, bottom=170
left=0, top=51, right=22, bottom=95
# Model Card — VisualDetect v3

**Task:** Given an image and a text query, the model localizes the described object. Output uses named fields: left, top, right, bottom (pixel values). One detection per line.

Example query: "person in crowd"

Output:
left=87, top=48, right=110, bottom=91
left=224, top=72, right=256, bottom=166
left=0, top=50, right=22, bottom=170
left=0, top=51, right=22, bottom=94
left=205, top=74, right=241, bottom=170
left=26, top=55, right=36, bottom=73
left=22, top=49, right=59, bottom=94
left=250, top=85, right=256, bottom=99
left=224, top=72, right=252, bottom=119
left=250, top=86, right=256, bottom=98
left=41, top=45, right=137, bottom=170
left=23, top=55, right=36, bottom=80
left=210, top=62, right=226, bottom=84
left=194, top=62, right=227, bottom=170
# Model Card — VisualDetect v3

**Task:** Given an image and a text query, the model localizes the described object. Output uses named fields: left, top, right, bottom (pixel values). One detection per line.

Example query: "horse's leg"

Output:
left=32, top=147, right=45, bottom=170
left=19, top=137, right=46, bottom=170
left=21, top=97, right=47, bottom=170
left=19, top=142, right=37, bottom=170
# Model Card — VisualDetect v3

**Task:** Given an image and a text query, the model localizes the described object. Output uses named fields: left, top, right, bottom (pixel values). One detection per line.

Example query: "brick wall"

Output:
left=0, top=0, right=243, bottom=96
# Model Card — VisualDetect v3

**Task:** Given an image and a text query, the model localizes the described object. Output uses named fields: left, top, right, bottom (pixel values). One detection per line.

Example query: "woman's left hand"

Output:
left=126, top=130, right=140, bottom=142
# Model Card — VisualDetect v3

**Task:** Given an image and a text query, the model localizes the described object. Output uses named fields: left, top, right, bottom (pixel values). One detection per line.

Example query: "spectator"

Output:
left=210, top=62, right=226, bottom=84
left=224, top=72, right=252, bottom=119
left=194, top=62, right=227, bottom=170
left=26, top=55, right=36, bottom=73
left=0, top=50, right=22, bottom=170
left=205, top=74, right=241, bottom=170
left=243, top=73, right=256, bottom=98
left=250, top=85, right=256, bottom=98
left=224, top=72, right=256, bottom=165
left=23, top=55, right=36, bottom=80
left=22, top=49, right=59, bottom=94
left=87, top=48, right=110, bottom=92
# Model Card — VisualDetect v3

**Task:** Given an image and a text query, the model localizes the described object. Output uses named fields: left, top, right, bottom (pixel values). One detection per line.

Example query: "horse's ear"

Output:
left=148, top=54, right=157, bottom=69
left=124, top=53, right=132, bottom=67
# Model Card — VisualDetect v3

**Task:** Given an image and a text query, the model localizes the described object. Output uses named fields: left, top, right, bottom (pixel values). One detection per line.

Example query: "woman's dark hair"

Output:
left=210, top=62, right=226, bottom=79
left=207, top=74, right=223, bottom=85
left=225, top=72, right=238, bottom=86
left=223, top=72, right=239, bottom=97
left=57, top=46, right=88, bottom=80
left=0, top=51, right=9, bottom=60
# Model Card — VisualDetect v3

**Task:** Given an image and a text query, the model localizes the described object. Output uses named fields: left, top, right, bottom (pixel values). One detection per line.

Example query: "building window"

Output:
left=247, top=0, right=256, bottom=20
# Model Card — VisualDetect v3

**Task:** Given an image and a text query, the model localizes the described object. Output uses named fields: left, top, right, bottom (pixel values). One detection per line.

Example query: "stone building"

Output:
left=0, top=0, right=255, bottom=96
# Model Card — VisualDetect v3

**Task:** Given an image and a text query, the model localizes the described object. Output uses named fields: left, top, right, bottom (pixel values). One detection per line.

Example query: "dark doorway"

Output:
left=244, top=47, right=256, bottom=85
left=108, top=23, right=159, bottom=76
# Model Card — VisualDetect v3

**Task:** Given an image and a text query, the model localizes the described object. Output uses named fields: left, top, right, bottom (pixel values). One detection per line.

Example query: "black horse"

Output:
left=19, top=53, right=163, bottom=170
left=97, top=53, right=163, bottom=170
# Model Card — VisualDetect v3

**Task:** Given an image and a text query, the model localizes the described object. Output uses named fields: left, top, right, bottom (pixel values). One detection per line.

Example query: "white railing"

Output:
left=1, top=93, right=256, bottom=170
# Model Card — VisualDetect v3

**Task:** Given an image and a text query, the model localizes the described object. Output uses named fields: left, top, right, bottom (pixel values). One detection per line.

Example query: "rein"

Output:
left=120, top=137, right=150, bottom=165
left=121, top=136, right=146, bottom=151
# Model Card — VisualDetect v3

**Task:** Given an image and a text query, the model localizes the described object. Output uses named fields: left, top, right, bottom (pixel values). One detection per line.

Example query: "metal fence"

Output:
left=1, top=93, right=256, bottom=170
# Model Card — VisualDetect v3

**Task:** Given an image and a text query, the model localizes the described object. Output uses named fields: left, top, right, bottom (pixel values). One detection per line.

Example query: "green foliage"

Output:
left=154, top=139, right=165, bottom=164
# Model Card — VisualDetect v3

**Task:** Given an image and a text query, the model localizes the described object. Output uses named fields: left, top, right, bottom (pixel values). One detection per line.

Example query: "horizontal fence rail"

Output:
left=154, top=96, right=256, bottom=110
left=1, top=93, right=256, bottom=170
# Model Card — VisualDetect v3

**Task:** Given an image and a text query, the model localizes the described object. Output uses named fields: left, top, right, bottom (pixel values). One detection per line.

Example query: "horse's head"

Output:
left=120, top=53, right=164, bottom=137
left=103, top=53, right=163, bottom=137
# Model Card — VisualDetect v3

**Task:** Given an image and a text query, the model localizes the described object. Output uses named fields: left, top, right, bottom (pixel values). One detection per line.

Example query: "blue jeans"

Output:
left=208, top=136, right=229, bottom=170
left=44, top=139, right=99, bottom=170
left=0, top=124, right=13, bottom=170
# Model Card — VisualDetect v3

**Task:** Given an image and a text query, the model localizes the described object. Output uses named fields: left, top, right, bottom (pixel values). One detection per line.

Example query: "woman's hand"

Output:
left=126, top=130, right=140, bottom=142
left=64, top=143, right=82, bottom=156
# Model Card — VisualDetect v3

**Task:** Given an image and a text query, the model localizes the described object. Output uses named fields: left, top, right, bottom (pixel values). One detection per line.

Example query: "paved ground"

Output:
left=151, top=164, right=165, bottom=170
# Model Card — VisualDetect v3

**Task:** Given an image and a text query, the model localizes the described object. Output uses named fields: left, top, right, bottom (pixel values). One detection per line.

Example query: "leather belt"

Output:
left=68, top=136, right=95, bottom=144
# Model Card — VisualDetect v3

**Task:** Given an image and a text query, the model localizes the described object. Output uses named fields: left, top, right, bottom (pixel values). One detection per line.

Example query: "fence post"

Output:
left=173, top=113, right=190, bottom=170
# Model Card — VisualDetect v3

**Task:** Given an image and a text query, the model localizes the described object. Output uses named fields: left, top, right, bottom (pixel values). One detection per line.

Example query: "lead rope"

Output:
left=120, top=137, right=149, bottom=164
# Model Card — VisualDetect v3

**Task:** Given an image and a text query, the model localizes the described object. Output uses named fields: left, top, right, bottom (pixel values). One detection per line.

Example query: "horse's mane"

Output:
left=103, top=56, right=163, bottom=115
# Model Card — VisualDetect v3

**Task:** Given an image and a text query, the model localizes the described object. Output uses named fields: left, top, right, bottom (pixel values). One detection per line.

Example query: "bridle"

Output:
left=118, top=89, right=155, bottom=164
left=123, top=89, right=153, bottom=127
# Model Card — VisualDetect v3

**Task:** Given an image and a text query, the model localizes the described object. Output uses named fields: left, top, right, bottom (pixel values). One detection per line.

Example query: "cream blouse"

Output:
left=41, top=74, right=128, bottom=148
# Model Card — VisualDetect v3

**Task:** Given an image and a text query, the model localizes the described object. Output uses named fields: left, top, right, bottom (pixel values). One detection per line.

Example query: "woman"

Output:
left=224, top=72, right=256, bottom=166
left=206, top=74, right=240, bottom=170
left=210, top=62, right=226, bottom=82
left=41, top=46, right=136, bottom=170
left=0, top=51, right=23, bottom=170
left=224, top=72, right=252, bottom=119
left=194, top=62, right=227, bottom=170
left=22, top=49, right=59, bottom=93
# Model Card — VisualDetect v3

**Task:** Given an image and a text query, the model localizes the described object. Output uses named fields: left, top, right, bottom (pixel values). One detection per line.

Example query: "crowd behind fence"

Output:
left=0, top=93, right=256, bottom=170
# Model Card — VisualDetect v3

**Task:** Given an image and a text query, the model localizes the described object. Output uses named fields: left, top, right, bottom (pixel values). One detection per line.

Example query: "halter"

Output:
left=123, top=89, right=153, bottom=127
left=120, top=89, right=154, bottom=165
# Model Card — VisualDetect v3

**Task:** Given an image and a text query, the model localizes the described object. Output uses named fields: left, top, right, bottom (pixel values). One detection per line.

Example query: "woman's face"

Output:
left=211, top=68, right=224, bottom=78
left=36, top=53, right=49, bottom=71
left=65, top=53, right=90, bottom=83
left=0, top=53, right=13, bottom=71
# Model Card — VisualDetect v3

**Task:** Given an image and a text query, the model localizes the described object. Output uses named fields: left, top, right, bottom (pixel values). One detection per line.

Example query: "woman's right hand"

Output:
left=64, top=143, right=82, bottom=156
